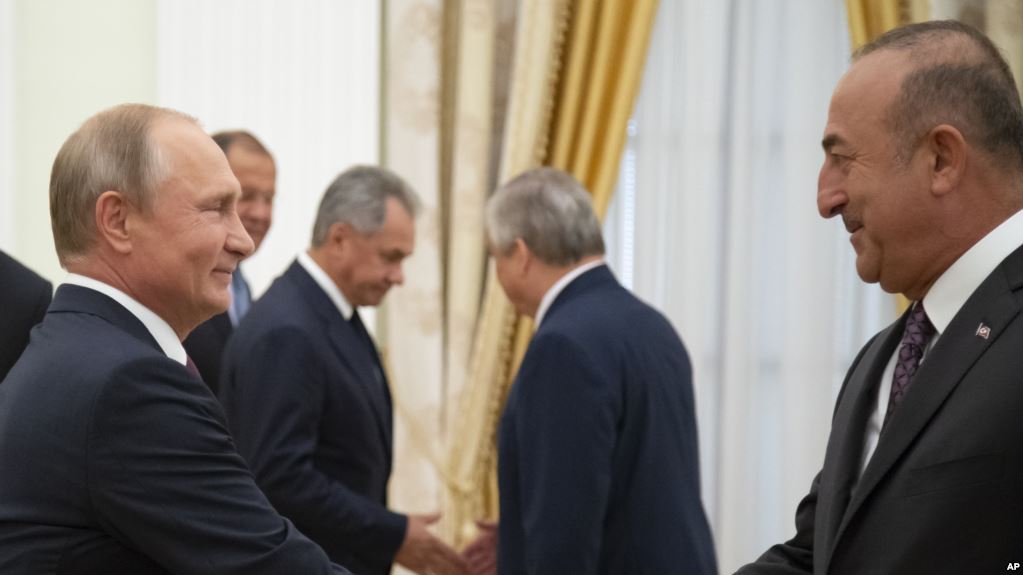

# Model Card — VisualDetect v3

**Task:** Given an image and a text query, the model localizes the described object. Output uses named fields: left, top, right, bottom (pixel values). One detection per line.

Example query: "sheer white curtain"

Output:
left=604, top=0, right=893, bottom=571
left=156, top=0, right=380, bottom=299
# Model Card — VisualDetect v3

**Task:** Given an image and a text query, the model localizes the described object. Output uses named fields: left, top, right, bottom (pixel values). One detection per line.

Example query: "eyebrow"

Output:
left=821, top=134, right=844, bottom=152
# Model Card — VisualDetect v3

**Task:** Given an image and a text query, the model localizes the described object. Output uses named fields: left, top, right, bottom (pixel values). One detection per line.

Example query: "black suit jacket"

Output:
left=183, top=310, right=232, bottom=395
left=221, top=261, right=407, bottom=575
left=497, top=265, right=718, bottom=574
left=738, top=245, right=1023, bottom=574
left=0, top=250, right=51, bottom=381
left=0, top=284, right=347, bottom=574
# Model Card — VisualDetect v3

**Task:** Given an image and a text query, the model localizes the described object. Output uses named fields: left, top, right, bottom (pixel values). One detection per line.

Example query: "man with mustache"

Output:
left=738, top=20, right=1023, bottom=575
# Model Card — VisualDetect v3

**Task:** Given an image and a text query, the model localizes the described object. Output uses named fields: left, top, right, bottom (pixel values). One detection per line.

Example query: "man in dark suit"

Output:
left=221, top=166, right=466, bottom=575
left=184, top=130, right=275, bottom=395
left=0, top=103, right=347, bottom=574
left=464, top=168, right=717, bottom=574
left=737, top=21, right=1023, bottom=575
left=0, top=250, right=51, bottom=381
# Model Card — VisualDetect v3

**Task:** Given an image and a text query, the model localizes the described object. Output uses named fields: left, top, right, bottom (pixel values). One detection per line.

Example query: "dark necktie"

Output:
left=349, top=310, right=385, bottom=386
left=883, top=302, right=936, bottom=428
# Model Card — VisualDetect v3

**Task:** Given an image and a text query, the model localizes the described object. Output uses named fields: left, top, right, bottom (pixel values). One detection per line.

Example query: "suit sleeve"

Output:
left=224, top=325, right=407, bottom=566
left=733, top=474, right=819, bottom=574
left=87, top=356, right=348, bottom=575
left=511, top=332, right=618, bottom=574
left=734, top=331, right=881, bottom=575
left=28, top=279, right=52, bottom=327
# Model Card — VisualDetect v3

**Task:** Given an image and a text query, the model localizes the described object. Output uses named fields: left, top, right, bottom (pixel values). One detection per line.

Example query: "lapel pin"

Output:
left=976, top=323, right=991, bottom=340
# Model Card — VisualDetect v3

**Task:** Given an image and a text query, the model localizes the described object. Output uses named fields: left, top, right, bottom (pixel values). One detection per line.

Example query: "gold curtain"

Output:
left=442, top=0, right=573, bottom=545
left=442, top=0, right=659, bottom=547
left=549, top=0, right=659, bottom=219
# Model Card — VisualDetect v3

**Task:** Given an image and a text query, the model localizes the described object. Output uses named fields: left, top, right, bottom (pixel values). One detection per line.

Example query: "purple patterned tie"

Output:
left=883, top=302, right=936, bottom=428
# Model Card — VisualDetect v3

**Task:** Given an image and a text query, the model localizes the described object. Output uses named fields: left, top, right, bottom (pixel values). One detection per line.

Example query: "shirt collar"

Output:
left=297, top=251, right=354, bottom=321
left=63, top=273, right=187, bottom=365
left=534, top=260, right=605, bottom=327
left=923, top=208, right=1023, bottom=335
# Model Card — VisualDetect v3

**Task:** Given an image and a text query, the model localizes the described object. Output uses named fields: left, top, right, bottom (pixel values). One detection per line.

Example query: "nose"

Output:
left=388, top=263, right=405, bottom=286
left=817, top=163, right=847, bottom=219
left=251, top=198, right=273, bottom=225
left=227, top=210, right=256, bottom=259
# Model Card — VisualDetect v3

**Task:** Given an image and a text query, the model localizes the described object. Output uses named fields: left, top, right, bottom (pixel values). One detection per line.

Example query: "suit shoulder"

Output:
left=545, top=284, right=678, bottom=342
left=28, top=312, right=174, bottom=383
left=0, top=252, right=52, bottom=306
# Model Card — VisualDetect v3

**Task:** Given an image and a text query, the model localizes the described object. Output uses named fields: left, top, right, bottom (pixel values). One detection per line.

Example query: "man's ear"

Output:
left=927, top=124, right=966, bottom=197
left=328, top=221, right=355, bottom=249
left=512, top=237, right=532, bottom=275
left=95, top=191, right=133, bottom=255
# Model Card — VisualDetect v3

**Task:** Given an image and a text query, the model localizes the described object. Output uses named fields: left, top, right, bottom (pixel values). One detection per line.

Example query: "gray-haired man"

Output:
left=465, top=167, right=717, bottom=574
left=220, top=165, right=466, bottom=575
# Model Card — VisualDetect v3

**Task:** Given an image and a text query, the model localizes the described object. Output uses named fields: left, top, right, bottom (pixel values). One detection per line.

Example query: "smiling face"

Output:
left=228, top=145, right=276, bottom=251
left=817, top=50, right=940, bottom=297
left=128, top=118, right=255, bottom=335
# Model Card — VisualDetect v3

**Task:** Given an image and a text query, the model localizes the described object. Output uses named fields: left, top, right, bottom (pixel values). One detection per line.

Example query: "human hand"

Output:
left=395, top=513, right=468, bottom=575
left=461, top=520, right=497, bottom=575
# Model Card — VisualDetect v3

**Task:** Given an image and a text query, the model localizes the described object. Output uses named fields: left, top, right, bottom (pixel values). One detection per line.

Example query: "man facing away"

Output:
left=0, top=104, right=348, bottom=574
left=184, top=130, right=275, bottom=395
left=464, top=167, right=717, bottom=575
left=737, top=20, right=1023, bottom=575
left=220, top=165, right=467, bottom=575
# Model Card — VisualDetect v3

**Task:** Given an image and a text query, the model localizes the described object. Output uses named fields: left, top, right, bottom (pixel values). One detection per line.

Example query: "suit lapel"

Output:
left=818, top=317, right=903, bottom=565
left=830, top=246, right=1023, bottom=561
left=325, top=313, right=393, bottom=454
left=286, top=263, right=393, bottom=454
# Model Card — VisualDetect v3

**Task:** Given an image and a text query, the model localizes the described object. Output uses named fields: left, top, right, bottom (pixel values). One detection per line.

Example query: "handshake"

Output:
left=396, top=515, right=498, bottom=575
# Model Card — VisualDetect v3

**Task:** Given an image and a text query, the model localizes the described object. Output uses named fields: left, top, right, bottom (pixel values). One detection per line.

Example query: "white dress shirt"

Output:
left=859, top=208, right=1023, bottom=475
left=297, top=251, right=354, bottom=321
left=63, top=273, right=187, bottom=366
left=534, top=259, right=606, bottom=327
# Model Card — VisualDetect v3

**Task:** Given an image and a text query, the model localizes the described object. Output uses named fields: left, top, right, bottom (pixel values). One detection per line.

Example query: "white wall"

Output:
left=156, top=0, right=380, bottom=297
left=4, top=0, right=157, bottom=282
left=0, top=0, right=380, bottom=298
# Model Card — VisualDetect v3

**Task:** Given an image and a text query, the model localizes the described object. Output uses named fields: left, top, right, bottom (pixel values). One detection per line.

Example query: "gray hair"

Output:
left=855, top=20, right=1023, bottom=170
left=486, top=167, right=605, bottom=266
left=49, top=103, right=197, bottom=266
left=311, top=165, right=421, bottom=246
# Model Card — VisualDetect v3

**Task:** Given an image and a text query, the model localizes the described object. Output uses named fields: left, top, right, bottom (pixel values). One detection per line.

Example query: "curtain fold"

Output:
left=380, top=0, right=446, bottom=539
left=442, top=0, right=572, bottom=545
left=550, top=0, right=659, bottom=219
left=845, top=0, right=905, bottom=50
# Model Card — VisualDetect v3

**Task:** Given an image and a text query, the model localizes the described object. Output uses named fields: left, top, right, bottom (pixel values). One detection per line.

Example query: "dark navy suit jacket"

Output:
left=221, top=261, right=407, bottom=575
left=497, top=265, right=718, bottom=574
left=183, top=310, right=232, bottom=396
left=0, top=284, right=346, bottom=574
left=0, top=250, right=51, bottom=381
